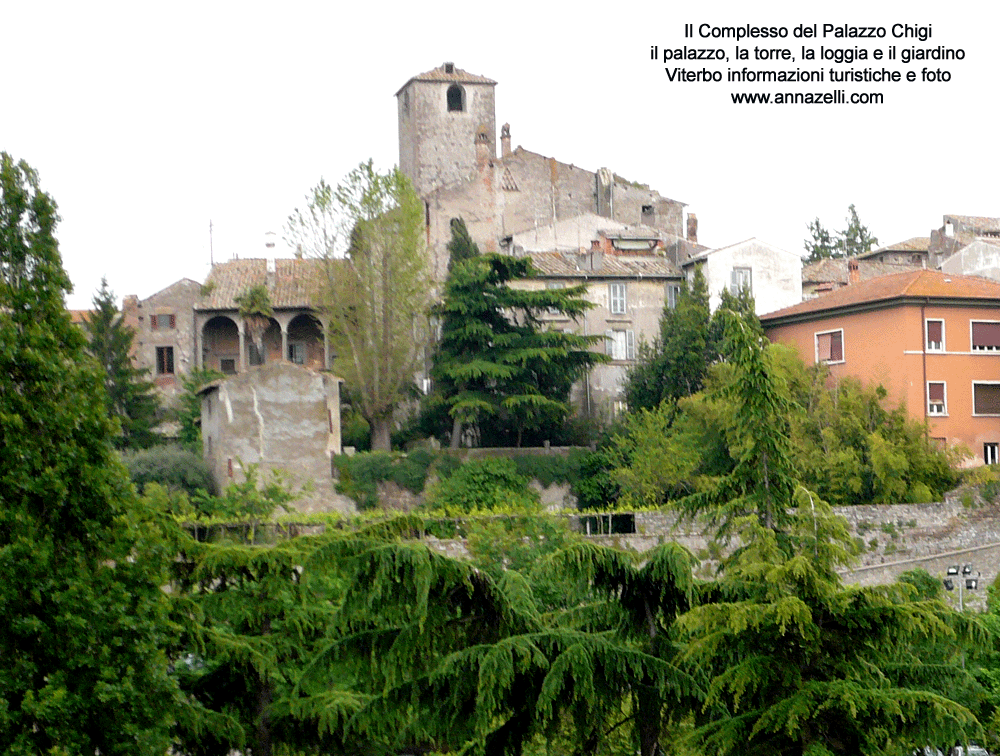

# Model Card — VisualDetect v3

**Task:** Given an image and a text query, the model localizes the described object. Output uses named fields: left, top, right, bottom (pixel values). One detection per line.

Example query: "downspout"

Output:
left=921, top=300, right=928, bottom=445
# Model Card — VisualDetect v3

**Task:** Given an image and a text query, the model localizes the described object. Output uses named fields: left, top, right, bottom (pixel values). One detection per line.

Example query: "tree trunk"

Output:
left=636, top=685, right=662, bottom=756
left=370, top=415, right=393, bottom=451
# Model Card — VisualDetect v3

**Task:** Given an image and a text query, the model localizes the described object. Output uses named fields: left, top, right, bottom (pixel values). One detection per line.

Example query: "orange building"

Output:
left=760, top=269, right=1000, bottom=465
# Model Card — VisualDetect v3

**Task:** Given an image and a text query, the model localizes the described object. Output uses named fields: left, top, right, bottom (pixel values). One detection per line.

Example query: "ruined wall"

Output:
left=201, top=362, right=349, bottom=513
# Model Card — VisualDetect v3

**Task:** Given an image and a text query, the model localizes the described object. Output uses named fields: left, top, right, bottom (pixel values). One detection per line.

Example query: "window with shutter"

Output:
left=927, top=381, right=946, bottom=415
left=925, top=320, right=944, bottom=351
left=972, top=321, right=1000, bottom=351
left=973, top=383, right=1000, bottom=415
left=815, top=329, right=844, bottom=364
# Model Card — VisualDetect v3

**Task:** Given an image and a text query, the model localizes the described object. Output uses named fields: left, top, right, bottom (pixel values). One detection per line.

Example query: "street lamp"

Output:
left=944, top=564, right=979, bottom=611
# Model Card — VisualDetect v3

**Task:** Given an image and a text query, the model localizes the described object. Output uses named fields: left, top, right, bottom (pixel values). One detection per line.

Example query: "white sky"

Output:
left=2, top=0, right=995, bottom=310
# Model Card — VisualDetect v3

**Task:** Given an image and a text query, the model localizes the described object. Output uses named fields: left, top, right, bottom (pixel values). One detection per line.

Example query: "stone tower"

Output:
left=396, top=62, right=498, bottom=197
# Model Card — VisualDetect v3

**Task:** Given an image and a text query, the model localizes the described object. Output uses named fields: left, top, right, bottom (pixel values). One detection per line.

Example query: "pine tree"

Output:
left=83, top=277, right=159, bottom=449
left=804, top=205, right=879, bottom=261
left=624, top=266, right=711, bottom=414
left=430, top=227, right=606, bottom=447
left=0, top=153, right=178, bottom=753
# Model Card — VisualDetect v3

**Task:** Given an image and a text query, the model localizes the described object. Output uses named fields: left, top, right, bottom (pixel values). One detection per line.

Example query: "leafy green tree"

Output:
left=123, top=443, right=215, bottom=497
left=423, top=457, right=540, bottom=513
left=804, top=204, right=879, bottom=261
left=177, top=366, right=224, bottom=450
left=624, top=267, right=711, bottom=414
left=234, top=282, right=274, bottom=357
left=668, top=305, right=983, bottom=756
left=83, top=277, right=160, bottom=449
left=286, top=161, right=431, bottom=451
left=431, top=238, right=606, bottom=447
left=0, top=152, right=178, bottom=753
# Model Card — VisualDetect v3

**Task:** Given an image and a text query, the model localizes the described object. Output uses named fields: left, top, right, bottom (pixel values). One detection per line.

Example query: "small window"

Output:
left=666, top=284, right=681, bottom=310
left=730, top=267, right=752, bottom=295
left=926, top=319, right=944, bottom=351
left=986, top=443, right=999, bottom=466
left=605, top=330, right=635, bottom=360
left=288, top=342, right=305, bottom=365
left=156, top=346, right=174, bottom=375
left=971, top=321, right=1000, bottom=351
left=609, top=282, right=627, bottom=315
left=641, top=204, right=655, bottom=224
left=974, top=383, right=1000, bottom=415
left=927, top=382, right=947, bottom=415
left=151, top=313, right=176, bottom=330
left=815, top=329, right=844, bottom=364
left=220, top=358, right=237, bottom=375
left=447, top=84, right=464, bottom=112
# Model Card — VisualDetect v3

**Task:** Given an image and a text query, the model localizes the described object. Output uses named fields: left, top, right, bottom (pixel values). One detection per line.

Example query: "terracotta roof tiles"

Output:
left=197, top=258, right=326, bottom=311
left=762, top=269, right=1000, bottom=321
left=527, top=251, right=680, bottom=278
left=395, top=63, right=497, bottom=95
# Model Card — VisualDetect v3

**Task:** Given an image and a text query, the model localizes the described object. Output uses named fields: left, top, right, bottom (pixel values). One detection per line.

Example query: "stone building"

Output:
left=199, top=361, right=346, bottom=512
left=121, top=278, right=203, bottom=396
left=194, top=258, right=328, bottom=375
left=396, top=63, right=692, bottom=281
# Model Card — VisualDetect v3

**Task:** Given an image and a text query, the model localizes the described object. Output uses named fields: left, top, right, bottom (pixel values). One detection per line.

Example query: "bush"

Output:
left=333, top=450, right=438, bottom=510
left=424, top=458, right=539, bottom=514
left=123, top=444, right=215, bottom=497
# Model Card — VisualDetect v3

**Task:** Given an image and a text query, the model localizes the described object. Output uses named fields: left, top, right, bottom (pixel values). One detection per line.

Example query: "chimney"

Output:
left=848, top=257, right=860, bottom=285
left=686, top=213, right=698, bottom=244
left=475, top=128, right=491, bottom=171
left=501, top=123, right=511, bottom=157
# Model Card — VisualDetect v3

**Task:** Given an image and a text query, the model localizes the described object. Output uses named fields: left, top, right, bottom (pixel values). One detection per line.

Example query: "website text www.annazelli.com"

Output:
left=731, top=90, right=884, bottom=104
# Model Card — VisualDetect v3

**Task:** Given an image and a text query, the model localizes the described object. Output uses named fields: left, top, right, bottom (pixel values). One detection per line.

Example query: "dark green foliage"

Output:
left=333, top=450, right=437, bottom=510
left=446, top=216, right=480, bottom=270
left=83, top=277, right=160, bottom=450
left=429, top=220, right=606, bottom=447
left=572, top=448, right=622, bottom=510
left=123, top=444, right=216, bottom=497
left=177, top=366, right=224, bottom=450
left=425, top=457, right=539, bottom=513
left=625, top=266, right=711, bottom=414
left=804, top=203, right=879, bottom=261
left=508, top=449, right=588, bottom=488
left=0, top=152, right=178, bottom=753
left=899, top=568, right=945, bottom=601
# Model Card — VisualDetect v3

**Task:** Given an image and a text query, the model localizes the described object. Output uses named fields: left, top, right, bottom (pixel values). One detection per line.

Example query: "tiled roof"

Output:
left=858, top=236, right=930, bottom=258
left=197, top=258, right=326, bottom=311
left=762, top=269, right=1000, bottom=321
left=527, top=251, right=680, bottom=278
left=395, top=63, right=497, bottom=95
left=948, top=215, right=1000, bottom=232
left=802, top=258, right=923, bottom=285
left=69, top=309, right=92, bottom=324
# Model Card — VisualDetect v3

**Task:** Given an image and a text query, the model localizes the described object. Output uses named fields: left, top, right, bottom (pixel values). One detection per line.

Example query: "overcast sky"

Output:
left=3, top=0, right=994, bottom=310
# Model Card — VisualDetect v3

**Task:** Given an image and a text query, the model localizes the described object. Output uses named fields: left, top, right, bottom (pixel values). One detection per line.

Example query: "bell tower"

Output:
left=396, top=62, right=498, bottom=197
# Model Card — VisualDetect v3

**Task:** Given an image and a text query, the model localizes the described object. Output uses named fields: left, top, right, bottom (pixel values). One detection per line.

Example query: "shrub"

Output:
left=424, top=458, right=539, bottom=514
left=123, top=444, right=215, bottom=497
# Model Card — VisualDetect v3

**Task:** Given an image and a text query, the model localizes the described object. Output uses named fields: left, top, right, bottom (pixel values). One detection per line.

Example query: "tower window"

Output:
left=447, top=84, right=464, bottom=112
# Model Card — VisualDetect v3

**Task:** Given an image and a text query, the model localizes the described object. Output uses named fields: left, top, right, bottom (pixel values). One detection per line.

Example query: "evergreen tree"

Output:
left=0, top=153, right=178, bottom=753
left=83, top=277, right=159, bottom=449
left=804, top=204, right=879, bottom=261
left=624, top=266, right=711, bottom=414
left=430, top=240, right=606, bottom=448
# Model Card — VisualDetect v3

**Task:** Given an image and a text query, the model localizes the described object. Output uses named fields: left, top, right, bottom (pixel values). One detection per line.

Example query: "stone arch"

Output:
left=286, top=313, right=325, bottom=368
left=201, top=315, right=241, bottom=374
left=447, top=84, right=464, bottom=112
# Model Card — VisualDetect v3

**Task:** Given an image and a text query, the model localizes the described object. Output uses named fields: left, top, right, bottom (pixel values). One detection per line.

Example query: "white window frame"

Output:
left=926, top=381, right=947, bottom=416
left=605, top=329, right=635, bottom=361
left=972, top=381, right=1000, bottom=416
left=730, top=267, right=752, bottom=296
left=546, top=281, right=565, bottom=314
left=925, top=319, right=945, bottom=351
left=971, top=320, right=1000, bottom=352
left=814, top=328, right=845, bottom=365
left=666, top=284, right=681, bottom=310
left=986, top=442, right=999, bottom=466
left=609, top=282, right=627, bottom=315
